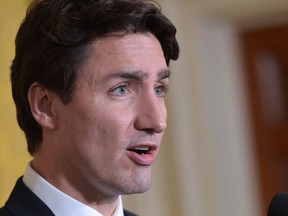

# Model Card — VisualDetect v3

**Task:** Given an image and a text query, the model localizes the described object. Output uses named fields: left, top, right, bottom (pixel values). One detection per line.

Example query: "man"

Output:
left=0, top=0, right=179, bottom=215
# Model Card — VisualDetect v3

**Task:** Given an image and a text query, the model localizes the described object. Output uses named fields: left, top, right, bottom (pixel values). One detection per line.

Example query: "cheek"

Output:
left=86, top=106, right=134, bottom=146
left=64, top=97, right=136, bottom=150
left=98, top=109, right=133, bottom=139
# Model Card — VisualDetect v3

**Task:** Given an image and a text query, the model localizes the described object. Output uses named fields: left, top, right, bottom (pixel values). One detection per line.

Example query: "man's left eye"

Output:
left=154, top=85, right=168, bottom=96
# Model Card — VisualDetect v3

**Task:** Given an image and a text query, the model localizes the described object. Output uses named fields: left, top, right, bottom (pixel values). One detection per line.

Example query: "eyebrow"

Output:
left=158, top=69, right=171, bottom=80
left=105, top=69, right=171, bottom=81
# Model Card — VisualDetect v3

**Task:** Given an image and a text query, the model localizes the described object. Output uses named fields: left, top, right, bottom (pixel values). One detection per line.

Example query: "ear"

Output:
left=28, top=82, right=57, bottom=130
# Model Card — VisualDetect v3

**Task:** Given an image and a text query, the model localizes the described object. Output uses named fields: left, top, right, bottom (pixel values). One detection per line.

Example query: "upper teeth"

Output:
left=135, top=147, right=149, bottom=151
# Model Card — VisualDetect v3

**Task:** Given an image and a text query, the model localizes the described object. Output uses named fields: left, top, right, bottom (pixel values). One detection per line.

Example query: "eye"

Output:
left=111, top=84, right=128, bottom=96
left=154, top=84, right=168, bottom=96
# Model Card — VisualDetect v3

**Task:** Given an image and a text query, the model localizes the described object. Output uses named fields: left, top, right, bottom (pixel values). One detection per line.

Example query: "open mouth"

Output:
left=128, top=146, right=156, bottom=155
left=127, top=145, right=158, bottom=166
left=128, top=146, right=151, bottom=155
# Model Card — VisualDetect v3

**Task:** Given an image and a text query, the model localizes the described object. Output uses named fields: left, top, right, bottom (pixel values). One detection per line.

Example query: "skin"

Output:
left=28, top=32, right=169, bottom=215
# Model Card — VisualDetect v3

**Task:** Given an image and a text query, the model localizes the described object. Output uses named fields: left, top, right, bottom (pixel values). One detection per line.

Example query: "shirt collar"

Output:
left=23, top=163, right=124, bottom=216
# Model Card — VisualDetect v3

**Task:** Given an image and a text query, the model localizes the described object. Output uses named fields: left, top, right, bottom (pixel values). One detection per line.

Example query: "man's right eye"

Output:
left=111, top=84, right=128, bottom=96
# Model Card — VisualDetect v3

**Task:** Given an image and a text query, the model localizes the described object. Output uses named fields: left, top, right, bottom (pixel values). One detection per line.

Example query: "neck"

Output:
left=31, top=154, right=120, bottom=216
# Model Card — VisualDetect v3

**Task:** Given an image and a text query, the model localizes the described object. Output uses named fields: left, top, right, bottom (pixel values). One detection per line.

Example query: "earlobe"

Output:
left=28, top=82, right=56, bottom=130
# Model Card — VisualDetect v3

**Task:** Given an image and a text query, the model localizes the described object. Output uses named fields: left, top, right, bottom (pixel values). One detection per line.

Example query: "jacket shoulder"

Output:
left=0, top=207, right=11, bottom=216
left=124, top=209, right=138, bottom=216
left=2, top=177, right=54, bottom=216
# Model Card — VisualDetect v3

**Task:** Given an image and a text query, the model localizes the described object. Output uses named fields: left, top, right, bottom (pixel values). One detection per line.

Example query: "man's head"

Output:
left=11, top=0, right=179, bottom=155
left=11, top=0, right=179, bottom=198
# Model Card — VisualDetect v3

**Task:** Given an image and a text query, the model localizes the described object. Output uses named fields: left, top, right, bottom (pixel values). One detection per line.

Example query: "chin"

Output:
left=117, top=173, right=152, bottom=195
left=121, top=183, right=151, bottom=195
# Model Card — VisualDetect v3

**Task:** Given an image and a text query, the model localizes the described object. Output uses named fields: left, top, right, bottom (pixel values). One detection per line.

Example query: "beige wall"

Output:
left=2, top=0, right=288, bottom=215
left=125, top=0, right=288, bottom=215
left=0, top=0, right=31, bottom=205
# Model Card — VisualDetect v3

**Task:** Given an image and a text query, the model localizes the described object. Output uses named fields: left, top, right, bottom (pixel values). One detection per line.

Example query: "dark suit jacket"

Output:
left=0, top=177, right=137, bottom=216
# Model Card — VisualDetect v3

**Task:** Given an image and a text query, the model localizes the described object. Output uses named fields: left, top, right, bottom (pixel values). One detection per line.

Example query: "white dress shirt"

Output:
left=23, top=163, right=124, bottom=216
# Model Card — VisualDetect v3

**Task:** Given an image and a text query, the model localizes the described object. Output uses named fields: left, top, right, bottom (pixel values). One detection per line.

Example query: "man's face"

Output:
left=54, top=33, right=169, bottom=197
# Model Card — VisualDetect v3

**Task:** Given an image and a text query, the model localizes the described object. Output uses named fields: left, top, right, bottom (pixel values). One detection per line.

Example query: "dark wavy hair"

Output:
left=11, top=0, right=179, bottom=155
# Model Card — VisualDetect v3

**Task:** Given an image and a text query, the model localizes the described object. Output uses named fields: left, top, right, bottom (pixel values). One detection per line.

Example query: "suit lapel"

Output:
left=2, top=177, right=54, bottom=216
left=2, top=177, right=138, bottom=216
left=123, top=209, right=138, bottom=216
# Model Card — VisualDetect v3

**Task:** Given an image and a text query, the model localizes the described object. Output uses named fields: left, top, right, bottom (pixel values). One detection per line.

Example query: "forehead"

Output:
left=94, top=33, right=163, bottom=61
left=79, top=33, right=167, bottom=81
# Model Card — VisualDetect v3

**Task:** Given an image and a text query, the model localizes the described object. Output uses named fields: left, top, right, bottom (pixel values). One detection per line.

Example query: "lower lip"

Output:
left=127, top=150, right=157, bottom=166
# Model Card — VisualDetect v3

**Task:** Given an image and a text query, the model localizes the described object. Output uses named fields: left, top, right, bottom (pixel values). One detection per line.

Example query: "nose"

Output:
left=134, top=93, right=167, bottom=134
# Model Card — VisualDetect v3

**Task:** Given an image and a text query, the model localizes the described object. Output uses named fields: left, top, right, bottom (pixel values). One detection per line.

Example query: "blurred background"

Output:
left=2, top=0, right=288, bottom=215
